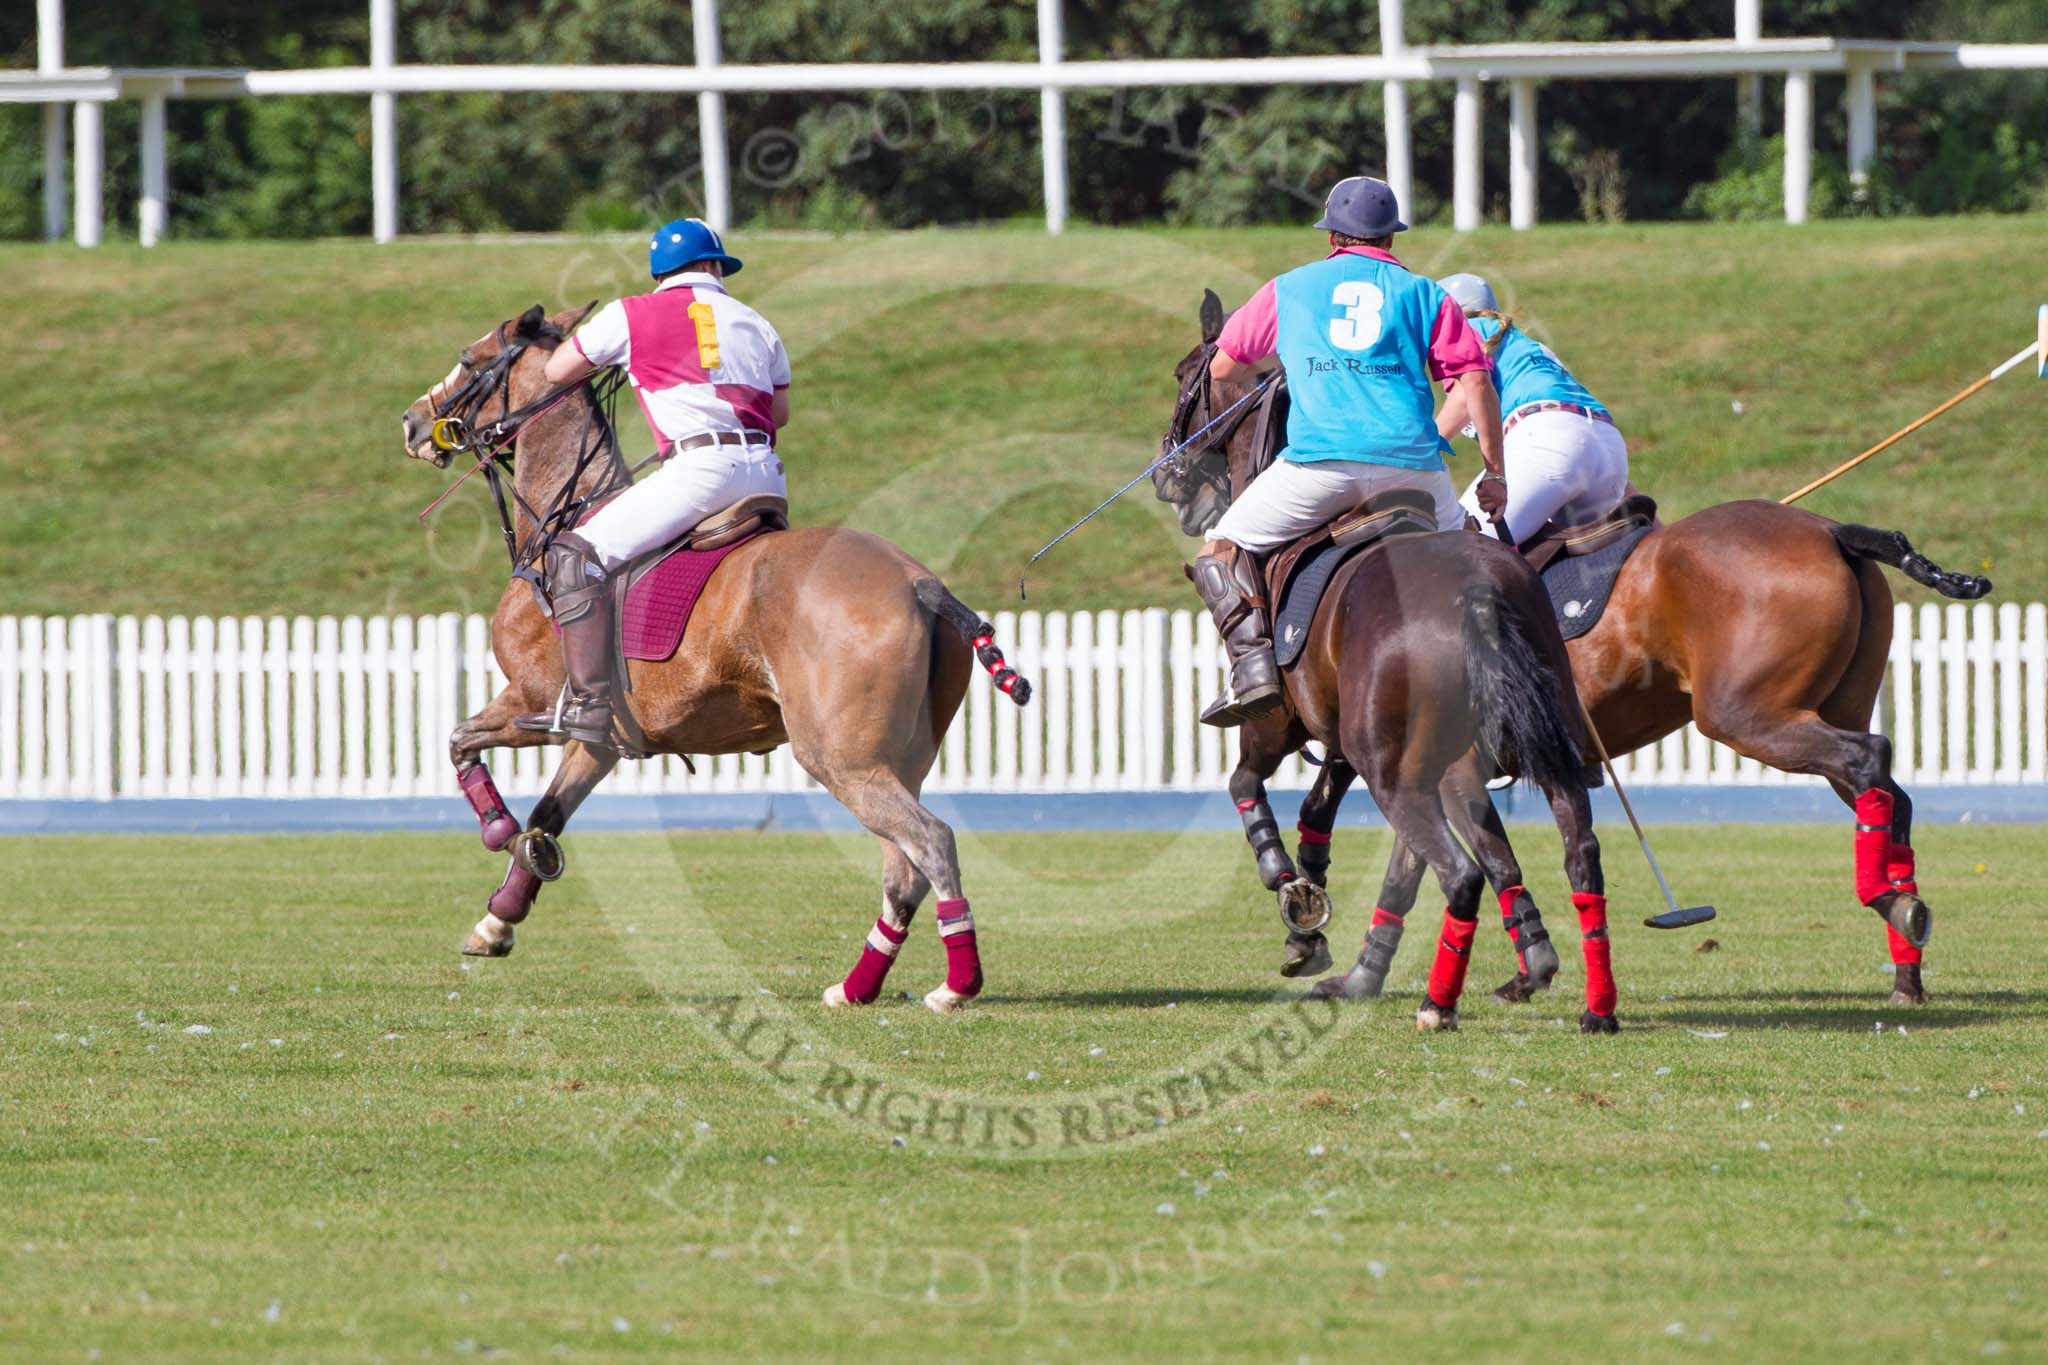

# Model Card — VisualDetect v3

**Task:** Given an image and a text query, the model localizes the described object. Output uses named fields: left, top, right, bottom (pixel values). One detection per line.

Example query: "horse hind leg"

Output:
left=1438, top=753, right=1562, bottom=1005
left=1310, top=834, right=1426, bottom=1002
left=824, top=840, right=930, bottom=1009
left=822, top=768, right=980, bottom=1014
left=1536, top=777, right=1618, bottom=1034
left=464, top=740, right=618, bottom=958
left=1367, top=788, right=1486, bottom=1031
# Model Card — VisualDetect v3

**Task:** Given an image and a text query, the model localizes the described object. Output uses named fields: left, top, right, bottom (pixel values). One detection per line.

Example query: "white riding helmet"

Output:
left=1439, top=273, right=1498, bottom=312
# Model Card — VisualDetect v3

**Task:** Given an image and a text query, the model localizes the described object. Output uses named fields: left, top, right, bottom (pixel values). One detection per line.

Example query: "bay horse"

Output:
left=1159, top=345, right=1623, bottom=1035
left=1157, top=292, right=1992, bottom=1008
left=399, top=305, right=1031, bottom=1014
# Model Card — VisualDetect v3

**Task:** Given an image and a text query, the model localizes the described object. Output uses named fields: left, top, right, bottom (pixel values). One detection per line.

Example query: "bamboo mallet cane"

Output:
left=1569, top=693, right=1717, bottom=930
left=1782, top=305, right=2048, bottom=506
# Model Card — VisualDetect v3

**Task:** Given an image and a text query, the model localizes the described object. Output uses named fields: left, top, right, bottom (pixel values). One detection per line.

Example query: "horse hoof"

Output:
left=1311, top=966, right=1380, bottom=1001
left=480, top=813, right=520, bottom=852
left=1888, top=988, right=1928, bottom=1008
left=461, top=915, right=515, bottom=958
left=1277, top=880, right=1333, bottom=934
left=1492, top=973, right=1538, bottom=1005
left=1579, top=1010, right=1621, bottom=1035
left=1416, top=1002, right=1459, bottom=1032
left=821, top=982, right=856, bottom=1008
left=1876, top=893, right=1932, bottom=949
left=923, top=984, right=975, bottom=1014
left=512, top=829, right=565, bottom=883
left=1280, top=931, right=1333, bottom=979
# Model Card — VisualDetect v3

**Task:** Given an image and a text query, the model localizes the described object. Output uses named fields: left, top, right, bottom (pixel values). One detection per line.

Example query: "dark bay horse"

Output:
left=400, top=305, right=1029, bottom=1014
left=1158, top=330, right=1623, bottom=1034
left=1158, top=292, right=1992, bottom=1008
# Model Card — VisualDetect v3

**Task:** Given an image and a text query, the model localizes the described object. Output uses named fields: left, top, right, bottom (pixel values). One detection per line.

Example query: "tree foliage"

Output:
left=2, top=0, right=2043, bottom=238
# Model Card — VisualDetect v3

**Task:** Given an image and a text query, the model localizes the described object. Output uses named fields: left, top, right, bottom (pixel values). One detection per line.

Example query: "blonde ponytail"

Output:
left=1465, top=307, right=1519, bottom=358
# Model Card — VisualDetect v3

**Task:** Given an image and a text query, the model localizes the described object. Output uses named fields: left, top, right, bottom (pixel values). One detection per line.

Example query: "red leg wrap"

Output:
left=487, top=861, right=542, bottom=925
left=840, top=915, right=909, bottom=1005
left=936, top=898, right=982, bottom=998
left=1296, top=823, right=1332, bottom=846
left=1425, top=911, right=1478, bottom=1011
left=1853, top=788, right=1896, bottom=905
left=460, top=763, right=521, bottom=852
left=1573, top=892, right=1616, bottom=1016
left=1887, top=844, right=1918, bottom=896
left=1497, top=884, right=1529, bottom=969
left=1363, top=906, right=1401, bottom=952
left=1885, top=924, right=1923, bottom=967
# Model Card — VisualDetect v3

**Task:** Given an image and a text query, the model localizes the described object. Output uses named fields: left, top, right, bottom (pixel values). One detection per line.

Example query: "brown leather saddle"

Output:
left=1516, top=492, right=1659, bottom=576
left=1263, top=489, right=1443, bottom=667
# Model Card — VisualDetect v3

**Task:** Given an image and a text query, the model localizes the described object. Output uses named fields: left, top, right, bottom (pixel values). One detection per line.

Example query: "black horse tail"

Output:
left=1461, top=582, right=1583, bottom=791
left=1831, top=523, right=1993, bottom=600
left=914, top=578, right=1033, bottom=706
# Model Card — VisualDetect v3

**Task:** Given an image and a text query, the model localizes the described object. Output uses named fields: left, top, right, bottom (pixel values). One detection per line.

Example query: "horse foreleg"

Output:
left=1230, top=718, right=1328, bottom=976
left=464, top=740, right=618, bottom=958
left=1277, top=757, right=1359, bottom=982
left=450, top=684, right=554, bottom=853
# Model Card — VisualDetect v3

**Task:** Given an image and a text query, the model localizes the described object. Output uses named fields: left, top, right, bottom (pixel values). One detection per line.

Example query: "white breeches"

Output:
left=1459, top=410, right=1629, bottom=546
left=578, top=441, right=787, bottom=568
left=1210, top=459, right=1464, bottom=553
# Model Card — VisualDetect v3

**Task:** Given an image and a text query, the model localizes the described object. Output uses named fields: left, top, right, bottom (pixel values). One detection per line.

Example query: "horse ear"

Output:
left=1199, top=289, right=1224, bottom=343
left=514, top=304, right=547, bottom=338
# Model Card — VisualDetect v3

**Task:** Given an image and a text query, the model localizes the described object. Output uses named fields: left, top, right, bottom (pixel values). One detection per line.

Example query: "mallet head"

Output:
left=1644, top=905, right=1718, bottom=930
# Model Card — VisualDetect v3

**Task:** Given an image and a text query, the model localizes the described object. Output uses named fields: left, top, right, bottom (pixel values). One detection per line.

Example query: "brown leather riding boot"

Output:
left=515, top=533, right=619, bottom=750
left=1189, top=542, right=1282, bottom=727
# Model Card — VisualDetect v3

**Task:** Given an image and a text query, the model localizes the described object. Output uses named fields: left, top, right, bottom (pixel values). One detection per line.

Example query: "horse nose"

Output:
left=401, top=410, right=418, bottom=445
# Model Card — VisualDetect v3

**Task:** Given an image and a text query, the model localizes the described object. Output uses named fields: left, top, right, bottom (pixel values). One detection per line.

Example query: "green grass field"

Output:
left=5, top=217, right=2043, bottom=619
left=5, top=824, right=2045, bottom=1361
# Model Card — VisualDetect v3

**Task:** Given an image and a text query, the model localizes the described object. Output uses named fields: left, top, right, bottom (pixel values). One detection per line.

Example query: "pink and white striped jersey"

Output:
left=571, top=271, right=791, bottom=448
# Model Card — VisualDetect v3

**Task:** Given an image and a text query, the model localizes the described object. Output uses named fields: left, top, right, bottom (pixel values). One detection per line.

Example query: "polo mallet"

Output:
left=1572, top=696, right=1717, bottom=931
left=1782, top=304, right=2048, bottom=505
left=1018, top=377, right=1272, bottom=599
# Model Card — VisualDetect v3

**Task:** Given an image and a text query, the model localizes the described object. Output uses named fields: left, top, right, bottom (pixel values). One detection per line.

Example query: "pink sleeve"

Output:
left=1426, top=294, right=1490, bottom=382
left=1215, top=280, right=1279, bottom=365
left=570, top=300, right=630, bottom=369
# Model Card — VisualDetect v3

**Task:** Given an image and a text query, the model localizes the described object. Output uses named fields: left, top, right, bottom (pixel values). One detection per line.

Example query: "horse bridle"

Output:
left=1157, top=342, right=1261, bottom=508
left=422, top=311, right=632, bottom=583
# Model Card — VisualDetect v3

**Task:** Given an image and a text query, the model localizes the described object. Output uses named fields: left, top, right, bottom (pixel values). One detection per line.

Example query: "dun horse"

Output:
left=1157, top=293, right=1992, bottom=1007
left=401, top=305, right=1030, bottom=1014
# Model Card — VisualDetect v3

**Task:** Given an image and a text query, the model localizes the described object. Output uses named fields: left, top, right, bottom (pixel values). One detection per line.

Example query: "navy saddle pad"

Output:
left=1273, top=539, right=1362, bottom=668
left=1541, top=522, right=1654, bottom=641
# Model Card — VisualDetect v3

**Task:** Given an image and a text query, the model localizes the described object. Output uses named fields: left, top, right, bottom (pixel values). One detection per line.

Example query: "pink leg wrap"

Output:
left=840, top=915, right=909, bottom=1005
left=460, top=763, right=521, bottom=852
left=1573, top=892, right=1616, bottom=1016
left=1886, top=844, right=1922, bottom=964
left=1853, top=788, right=1896, bottom=905
left=936, top=898, right=982, bottom=998
left=488, top=861, right=542, bottom=925
left=1425, top=911, right=1477, bottom=1011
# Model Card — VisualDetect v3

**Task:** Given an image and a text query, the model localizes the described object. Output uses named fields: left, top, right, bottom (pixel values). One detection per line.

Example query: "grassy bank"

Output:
left=4, top=218, right=2040, bottom=617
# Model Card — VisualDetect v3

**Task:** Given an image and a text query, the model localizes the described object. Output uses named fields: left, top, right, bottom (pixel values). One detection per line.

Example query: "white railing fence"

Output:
left=2, top=602, right=2045, bottom=803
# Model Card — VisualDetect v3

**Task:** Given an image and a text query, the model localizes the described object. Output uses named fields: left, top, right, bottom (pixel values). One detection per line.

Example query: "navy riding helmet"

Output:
left=649, top=218, right=743, bottom=279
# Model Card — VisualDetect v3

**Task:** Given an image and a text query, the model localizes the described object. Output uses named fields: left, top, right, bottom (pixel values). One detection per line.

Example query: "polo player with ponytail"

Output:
left=513, top=217, right=792, bottom=748
left=1435, top=273, right=1630, bottom=546
left=1194, top=176, right=1504, bottom=727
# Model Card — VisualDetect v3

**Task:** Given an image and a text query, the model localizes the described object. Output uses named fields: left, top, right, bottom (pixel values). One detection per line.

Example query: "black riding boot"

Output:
left=515, top=532, right=619, bottom=750
left=1189, top=542, right=1282, bottom=727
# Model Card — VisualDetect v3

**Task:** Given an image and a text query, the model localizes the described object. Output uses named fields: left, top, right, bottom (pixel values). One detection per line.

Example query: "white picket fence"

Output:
left=2, top=602, right=2045, bottom=802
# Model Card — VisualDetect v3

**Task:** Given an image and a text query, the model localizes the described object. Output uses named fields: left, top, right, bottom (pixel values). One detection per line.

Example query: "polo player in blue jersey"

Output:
left=1192, top=177, right=1507, bottom=726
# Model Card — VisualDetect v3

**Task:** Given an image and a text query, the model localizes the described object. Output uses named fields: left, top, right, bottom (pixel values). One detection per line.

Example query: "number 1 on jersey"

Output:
left=1328, top=280, right=1386, bottom=351
left=688, top=300, right=722, bottom=369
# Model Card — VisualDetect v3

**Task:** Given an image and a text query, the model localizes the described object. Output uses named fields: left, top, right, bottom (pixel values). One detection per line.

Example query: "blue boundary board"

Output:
left=3, top=786, right=2046, bottom=836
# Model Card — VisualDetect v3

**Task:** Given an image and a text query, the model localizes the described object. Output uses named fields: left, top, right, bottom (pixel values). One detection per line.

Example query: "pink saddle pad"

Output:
left=618, top=534, right=759, bottom=662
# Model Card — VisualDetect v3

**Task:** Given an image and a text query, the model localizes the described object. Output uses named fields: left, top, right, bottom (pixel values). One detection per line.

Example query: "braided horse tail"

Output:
left=914, top=578, right=1033, bottom=706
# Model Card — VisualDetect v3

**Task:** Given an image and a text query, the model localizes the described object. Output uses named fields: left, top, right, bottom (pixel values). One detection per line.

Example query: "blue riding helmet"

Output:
left=1314, top=175, right=1407, bottom=238
left=648, top=218, right=743, bottom=279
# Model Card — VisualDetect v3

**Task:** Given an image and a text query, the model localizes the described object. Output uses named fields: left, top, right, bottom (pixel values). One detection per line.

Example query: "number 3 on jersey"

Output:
left=1328, top=280, right=1385, bottom=351
left=687, top=300, right=722, bottom=369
